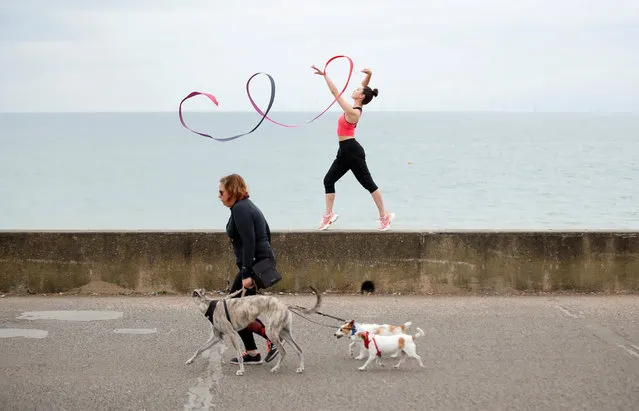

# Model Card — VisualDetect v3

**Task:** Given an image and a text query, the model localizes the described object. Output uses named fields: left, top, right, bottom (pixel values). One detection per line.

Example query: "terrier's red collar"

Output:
left=363, top=331, right=382, bottom=357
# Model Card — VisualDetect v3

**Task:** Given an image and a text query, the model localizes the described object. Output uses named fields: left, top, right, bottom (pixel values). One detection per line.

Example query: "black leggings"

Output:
left=323, top=139, right=378, bottom=194
left=230, top=271, right=267, bottom=351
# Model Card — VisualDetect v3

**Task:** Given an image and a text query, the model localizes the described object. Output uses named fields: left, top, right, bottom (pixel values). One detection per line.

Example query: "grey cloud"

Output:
left=0, top=0, right=637, bottom=112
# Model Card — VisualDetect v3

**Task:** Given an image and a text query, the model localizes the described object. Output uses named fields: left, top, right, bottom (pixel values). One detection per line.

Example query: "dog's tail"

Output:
left=412, top=327, right=425, bottom=341
left=298, top=286, right=322, bottom=314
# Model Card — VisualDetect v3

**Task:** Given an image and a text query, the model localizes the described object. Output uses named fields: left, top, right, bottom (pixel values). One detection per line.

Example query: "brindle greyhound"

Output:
left=187, top=287, right=321, bottom=376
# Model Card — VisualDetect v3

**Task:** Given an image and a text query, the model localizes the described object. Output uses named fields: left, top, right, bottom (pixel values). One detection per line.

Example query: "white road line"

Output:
left=0, top=328, right=48, bottom=339
left=556, top=306, right=638, bottom=359
left=113, top=328, right=157, bottom=334
left=617, top=344, right=639, bottom=358
left=17, top=311, right=123, bottom=321
left=556, top=305, right=584, bottom=319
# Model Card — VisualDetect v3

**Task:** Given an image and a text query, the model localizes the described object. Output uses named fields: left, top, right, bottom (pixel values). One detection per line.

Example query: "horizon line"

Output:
left=1, top=109, right=638, bottom=115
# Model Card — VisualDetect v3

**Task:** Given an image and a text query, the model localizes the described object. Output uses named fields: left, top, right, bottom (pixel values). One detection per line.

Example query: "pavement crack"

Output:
left=184, top=345, right=226, bottom=410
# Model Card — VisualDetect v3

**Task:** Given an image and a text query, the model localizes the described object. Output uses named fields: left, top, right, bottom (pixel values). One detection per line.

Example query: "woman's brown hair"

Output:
left=220, top=174, right=249, bottom=204
left=362, top=86, right=379, bottom=105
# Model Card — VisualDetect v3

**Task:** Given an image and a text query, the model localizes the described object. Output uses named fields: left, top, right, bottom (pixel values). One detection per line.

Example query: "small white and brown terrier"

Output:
left=355, top=327, right=425, bottom=371
left=334, top=320, right=413, bottom=359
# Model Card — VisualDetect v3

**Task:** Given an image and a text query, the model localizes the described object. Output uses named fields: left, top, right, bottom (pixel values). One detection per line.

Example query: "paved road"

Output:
left=1, top=293, right=638, bottom=411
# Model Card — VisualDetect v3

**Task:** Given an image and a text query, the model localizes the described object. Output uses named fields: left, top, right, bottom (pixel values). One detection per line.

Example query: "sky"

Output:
left=0, top=0, right=638, bottom=112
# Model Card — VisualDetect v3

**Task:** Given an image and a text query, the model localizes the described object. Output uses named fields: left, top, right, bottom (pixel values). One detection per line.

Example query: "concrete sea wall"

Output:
left=1, top=231, right=638, bottom=294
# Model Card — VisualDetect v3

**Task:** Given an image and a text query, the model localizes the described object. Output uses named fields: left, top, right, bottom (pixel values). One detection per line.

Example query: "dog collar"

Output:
left=363, top=332, right=370, bottom=349
left=350, top=323, right=358, bottom=335
left=222, top=299, right=232, bottom=325
left=363, top=332, right=382, bottom=357
left=372, top=336, right=381, bottom=357
left=204, top=300, right=217, bottom=324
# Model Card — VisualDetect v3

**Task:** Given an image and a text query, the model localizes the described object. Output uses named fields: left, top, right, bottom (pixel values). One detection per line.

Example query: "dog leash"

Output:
left=223, top=288, right=346, bottom=327
left=223, top=287, right=249, bottom=299
left=288, top=309, right=343, bottom=329
left=288, top=305, right=347, bottom=323
left=314, top=310, right=347, bottom=322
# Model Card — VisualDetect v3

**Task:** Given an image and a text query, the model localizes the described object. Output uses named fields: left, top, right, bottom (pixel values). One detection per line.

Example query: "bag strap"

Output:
left=266, top=221, right=272, bottom=243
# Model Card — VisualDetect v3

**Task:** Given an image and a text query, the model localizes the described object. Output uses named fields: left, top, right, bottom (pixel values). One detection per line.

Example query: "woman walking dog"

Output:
left=218, top=173, right=279, bottom=364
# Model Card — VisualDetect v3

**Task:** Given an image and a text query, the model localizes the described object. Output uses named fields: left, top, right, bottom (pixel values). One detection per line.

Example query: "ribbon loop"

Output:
left=178, top=55, right=353, bottom=141
left=247, top=55, right=353, bottom=128
left=178, top=73, right=275, bottom=142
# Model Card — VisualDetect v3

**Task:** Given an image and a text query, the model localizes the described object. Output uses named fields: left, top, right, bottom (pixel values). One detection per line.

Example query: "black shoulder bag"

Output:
left=252, top=227, right=282, bottom=289
left=252, top=255, right=282, bottom=289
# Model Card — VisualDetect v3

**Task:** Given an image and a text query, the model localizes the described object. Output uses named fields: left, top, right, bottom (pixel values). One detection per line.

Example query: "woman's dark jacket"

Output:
left=226, top=198, right=273, bottom=279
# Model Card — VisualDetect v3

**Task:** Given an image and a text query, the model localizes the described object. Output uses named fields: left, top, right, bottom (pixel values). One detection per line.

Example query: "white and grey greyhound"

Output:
left=187, top=286, right=321, bottom=376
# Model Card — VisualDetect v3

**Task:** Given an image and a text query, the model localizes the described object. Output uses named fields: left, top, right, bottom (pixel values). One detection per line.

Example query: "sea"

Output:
left=1, top=111, right=637, bottom=231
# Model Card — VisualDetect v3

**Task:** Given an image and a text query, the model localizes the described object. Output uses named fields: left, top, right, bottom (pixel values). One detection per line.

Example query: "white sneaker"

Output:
left=377, top=212, right=395, bottom=231
left=318, top=212, right=339, bottom=231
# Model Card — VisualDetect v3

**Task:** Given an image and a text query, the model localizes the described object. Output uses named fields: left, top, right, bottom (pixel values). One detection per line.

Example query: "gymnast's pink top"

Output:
left=336, top=107, right=362, bottom=137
